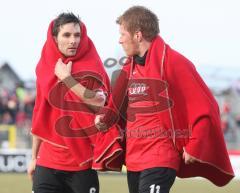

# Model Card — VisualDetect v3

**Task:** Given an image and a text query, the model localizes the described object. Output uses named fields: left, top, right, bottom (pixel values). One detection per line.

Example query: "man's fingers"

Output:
left=30, top=172, right=34, bottom=181
left=182, top=152, right=185, bottom=160
left=95, top=115, right=104, bottom=124
left=96, top=125, right=108, bottom=132
left=96, top=122, right=106, bottom=127
left=96, top=121, right=107, bottom=128
left=57, top=58, right=63, bottom=64
left=55, top=58, right=63, bottom=71
left=94, top=114, right=109, bottom=132
left=186, top=159, right=195, bottom=164
left=189, top=158, right=195, bottom=163
left=184, top=154, right=196, bottom=164
left=27, top=169, right=34, bottom=181
left=95, top=122, right=108, bottom=132
left=67, top=61, right=72, bottom=72
left=184, top=157, right=192, bottom=164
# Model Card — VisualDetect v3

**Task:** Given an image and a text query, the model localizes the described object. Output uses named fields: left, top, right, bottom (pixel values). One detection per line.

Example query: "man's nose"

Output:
left=118, top=37, right=123, bottom=44
left=70, top=36, right=77, bottom=44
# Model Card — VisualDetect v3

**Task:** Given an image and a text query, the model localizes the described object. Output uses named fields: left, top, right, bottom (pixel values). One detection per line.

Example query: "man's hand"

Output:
left=54, top=58, right=72, bottom=80
left=182, top=147, right=198, bottom=164
left=27, top=158, right=37, bottom=181
left=95, top=114, right=108, bottom=132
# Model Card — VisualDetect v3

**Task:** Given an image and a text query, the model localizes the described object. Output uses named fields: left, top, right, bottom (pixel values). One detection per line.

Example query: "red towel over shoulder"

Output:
left=31, top=20, right=123, bottom=171
left=106, top=36, right=234, bottom=185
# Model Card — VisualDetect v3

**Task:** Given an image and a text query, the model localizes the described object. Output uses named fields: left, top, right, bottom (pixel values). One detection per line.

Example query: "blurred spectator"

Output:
left=16, top=110, right=27, bottom=128
left=16, top=82, right=26, bottom=111
left=0, top=83, right=35, bottom=127
left=1, top=111, right=14, bottom=124
left=221, top=101, right=238, bottom=143
left=221, top=102, right=230, bottom=133
left=236, top=115, right=240, bottom=128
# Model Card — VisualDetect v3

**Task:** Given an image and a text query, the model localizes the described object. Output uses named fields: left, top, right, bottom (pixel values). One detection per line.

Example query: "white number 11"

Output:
left=150, top=184, right=160, bottom=193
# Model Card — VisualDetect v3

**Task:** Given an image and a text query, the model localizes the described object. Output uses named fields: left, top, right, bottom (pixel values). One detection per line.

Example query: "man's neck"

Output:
left=138, top=41, right=151, bottom=57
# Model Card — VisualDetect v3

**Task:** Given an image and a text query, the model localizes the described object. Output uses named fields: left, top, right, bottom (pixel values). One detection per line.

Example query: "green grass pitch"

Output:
left=0, top=173, right=239, bottom=193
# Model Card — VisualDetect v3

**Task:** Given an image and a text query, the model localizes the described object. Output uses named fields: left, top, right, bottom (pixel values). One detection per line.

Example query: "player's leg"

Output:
left=139, top=167, right=176, bottom=193
left=127, top=171, right=140, bottom=193
left=64, top=168, right=99, bottom=193
left=33, top=165, right=64, bottom=193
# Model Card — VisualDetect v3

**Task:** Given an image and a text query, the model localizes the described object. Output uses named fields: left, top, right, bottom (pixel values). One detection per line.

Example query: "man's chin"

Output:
left=66, top=52, right=77, bottom=57
left=125, top=52, right=133, bottom=57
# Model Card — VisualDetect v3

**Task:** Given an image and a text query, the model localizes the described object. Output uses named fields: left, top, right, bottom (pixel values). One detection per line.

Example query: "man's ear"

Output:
left=135, top=31, right=143, bottom=42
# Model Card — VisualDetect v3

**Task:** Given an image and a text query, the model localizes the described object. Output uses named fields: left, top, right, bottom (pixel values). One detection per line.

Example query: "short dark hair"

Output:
left=52, top=12, right=81, bottom=37
left=116, top=6, right=159, bottom=41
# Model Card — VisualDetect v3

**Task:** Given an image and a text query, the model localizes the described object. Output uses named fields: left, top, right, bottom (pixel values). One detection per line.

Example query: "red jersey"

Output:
left=125, top=62, right=180, bottom=171
left=37, top=141, right=91, bottom=171
left=107, top=36, right=234, bottom=185
left=35, top=76, right=107, bottom=171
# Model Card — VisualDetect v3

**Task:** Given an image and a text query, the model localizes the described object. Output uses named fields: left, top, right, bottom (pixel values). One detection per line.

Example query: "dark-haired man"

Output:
left=28, top=12, right=109, bottom=193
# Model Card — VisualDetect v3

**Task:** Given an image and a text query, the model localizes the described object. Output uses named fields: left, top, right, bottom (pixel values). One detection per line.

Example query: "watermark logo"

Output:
left=48, top=57, right=178, bottom=138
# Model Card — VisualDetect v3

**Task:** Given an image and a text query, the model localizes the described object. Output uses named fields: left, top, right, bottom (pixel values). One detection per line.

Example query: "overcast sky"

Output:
left=0, top=0, right=239, bottom=80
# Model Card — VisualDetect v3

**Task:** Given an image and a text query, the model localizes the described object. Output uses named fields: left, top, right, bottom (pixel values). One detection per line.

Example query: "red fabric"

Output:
left=125, top=63, right=180, bottom=171
left=37, top=141, right=91, bottom=171
left=105, top=36, right=234, bottom=186
left=31, top=20, right=123, bottom=170
left=162, top=39, right=234, bottom=186
left=92, top=125, right=124, bottom=171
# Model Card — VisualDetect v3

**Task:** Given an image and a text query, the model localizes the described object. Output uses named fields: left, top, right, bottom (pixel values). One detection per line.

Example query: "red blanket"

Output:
left=105, top=36, right=234, bottom=185
left=31, top=20, right=123, bottom=170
